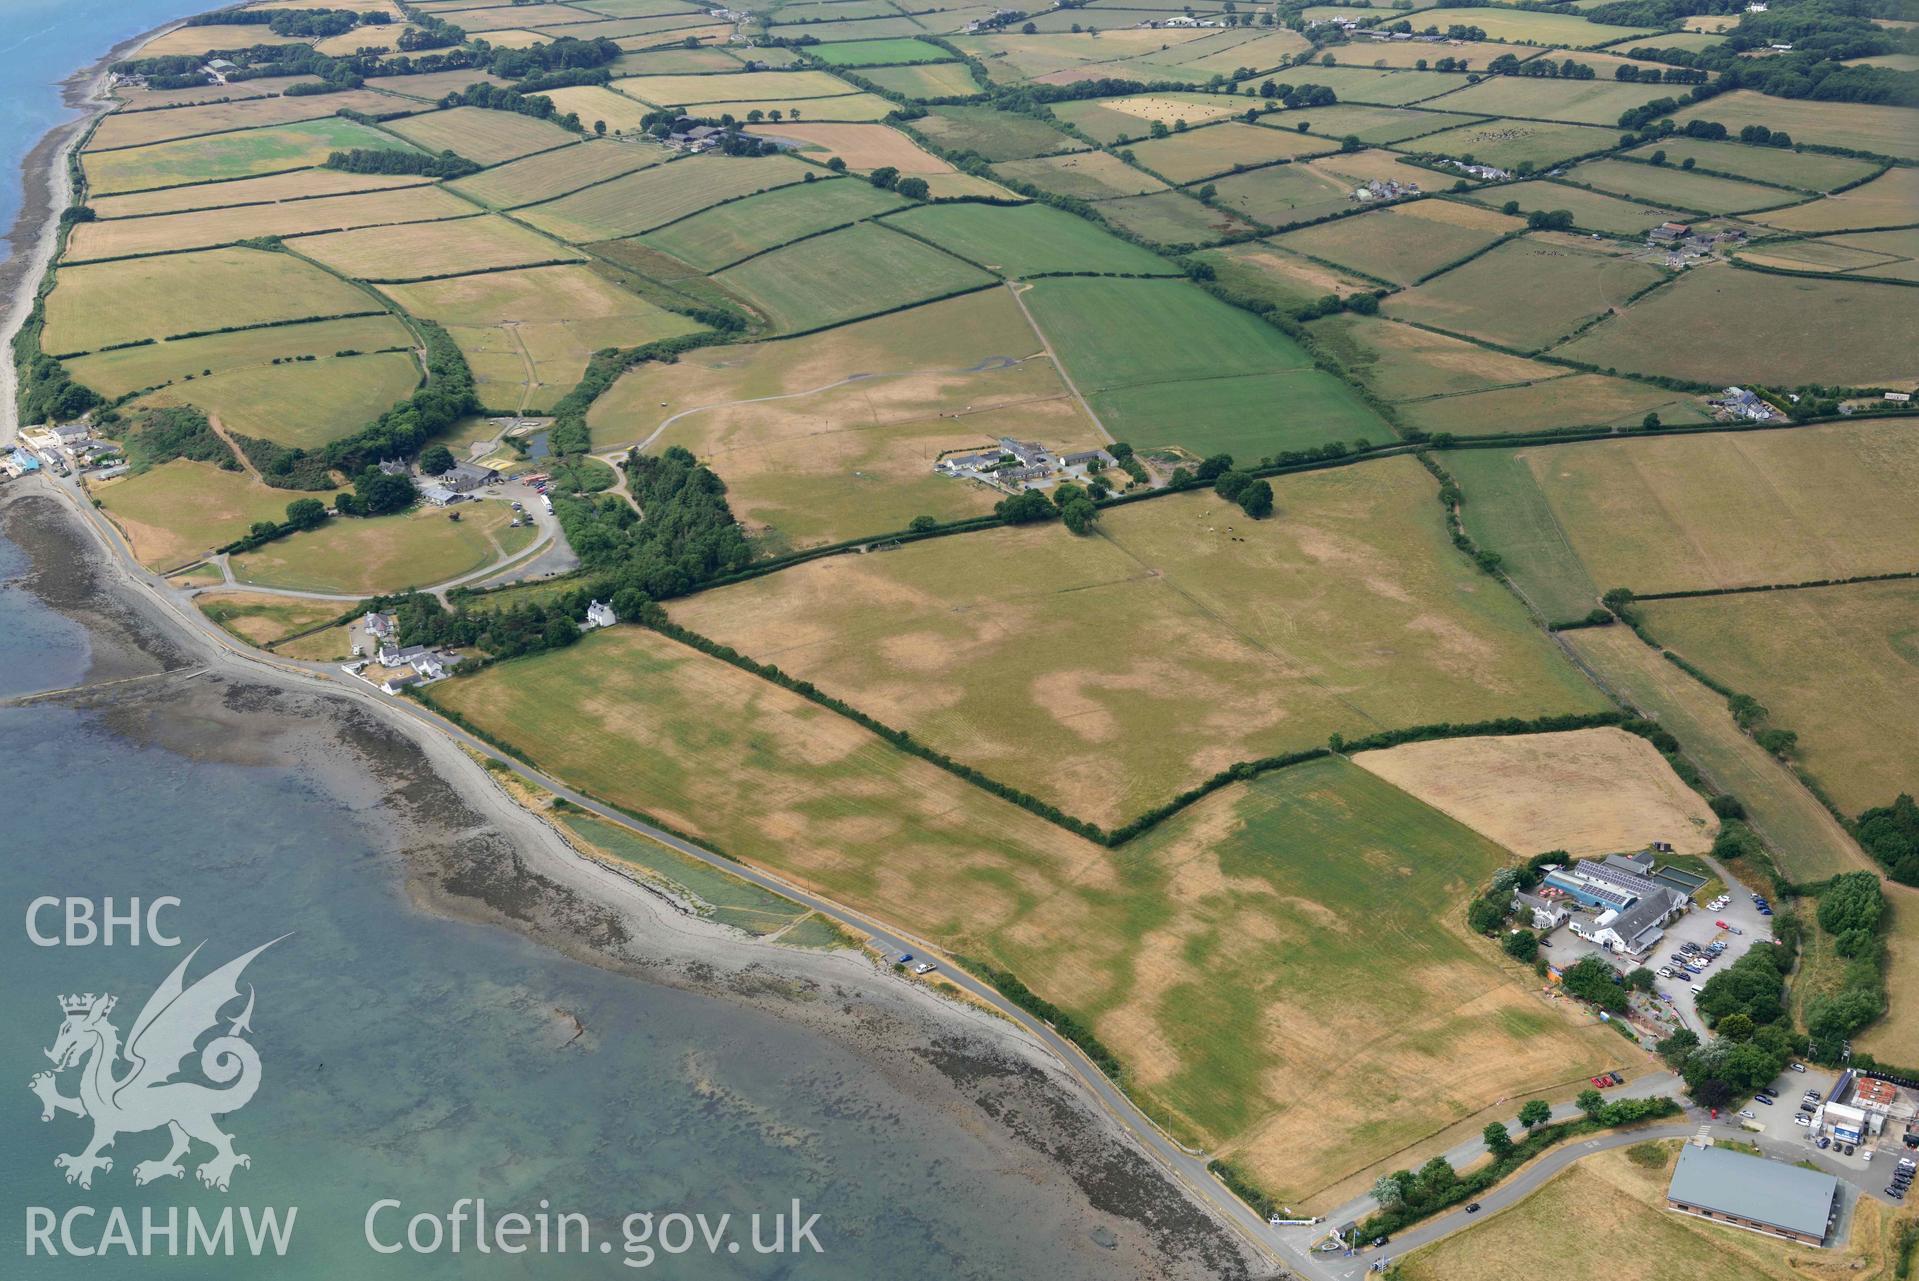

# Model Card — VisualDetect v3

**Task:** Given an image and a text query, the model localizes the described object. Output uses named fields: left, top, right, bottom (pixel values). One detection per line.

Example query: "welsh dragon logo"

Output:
left=29, top=938, right=284, bottom=1192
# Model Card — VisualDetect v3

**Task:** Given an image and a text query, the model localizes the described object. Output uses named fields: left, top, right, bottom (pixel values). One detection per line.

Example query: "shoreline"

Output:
left=0, top=14, right=188, bottom=446
left=0, top=480, right=1263, bottom=1280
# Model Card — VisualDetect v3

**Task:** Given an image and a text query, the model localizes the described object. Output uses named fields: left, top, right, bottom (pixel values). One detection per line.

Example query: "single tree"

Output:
left=285, top=497, right=327, bottom=530
left=1576, top=1088, right=1606, bottom=1120
left=419, top=443, right=456, bottom=476
left=1518, top=1099, right=1552, bottom=1129
left=1237, top=479, right=1274, bottom=519
left=1482, top=1121, right=1513, bottom=1158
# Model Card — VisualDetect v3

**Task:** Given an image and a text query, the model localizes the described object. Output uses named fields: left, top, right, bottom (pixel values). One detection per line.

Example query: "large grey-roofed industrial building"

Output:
left=1666, top=1144, right=1839, bottom=1245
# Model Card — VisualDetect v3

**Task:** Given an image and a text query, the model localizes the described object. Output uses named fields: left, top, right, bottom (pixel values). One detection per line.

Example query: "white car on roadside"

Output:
left=1795, top=1115, right=1813, bottom=1127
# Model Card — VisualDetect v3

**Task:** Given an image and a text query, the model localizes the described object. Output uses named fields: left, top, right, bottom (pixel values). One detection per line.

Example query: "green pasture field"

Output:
left=883, top=201, right=1177, bottom=277
left=516, top=153, right=815, bottom=241
left=1641, top=30, right=1728, bottom=52
left=860, top=62, right=983, bottom=98
left=293, top=214, right=584, bottom=282
left=607, top=46, right=745, bottom=74
left=1414, top=118, right=1620, bottom=169
left=1272, top=199, right=1521, bottom=286
left=385, top=107, right=579, bottom=165
left=230, top=500, right=533, bottom=595
left=672, top=460, right=1606, bottom=828
left=766, top=14, right=928, bottom=39
left=1195, top=239, right=1378, bottom=312
left=64, top=314, right=413, bottom=401
left=64, top=184, right=475, bottom=262
left=80, top=117, right=408, bottom=195
left=637, top=177, right=909, bottom=271
left=809, top=37, right=951, bottom=65
left=1021, top=275, right=1387, bottom=454
left=559, top=813, right=811, bottom=937
left=381, top=265, right=704, bottom=409
left=990, top=149, right=1169, bottom=200
left=1093, top=190, right=1261, bottom=247
left=86, top=89, right=417, bottom=153
left=1442, top=446, right=1604, bottom=623
left=1554, top=264, right=1913, bottom=386
left=1094, top=368, right=1386, bottom=458
left=615, top=69, right=857, bottom=104
left=95, top=460, right=322, bottom=570
left=1107, top=756, right=1622, bottom=1200
left=1411, top=6, right=1655, bottom=45
left=590, top=289, right=1097, bottom=546
left=1675, top=91, right=1919, bottom=161
left=1318, top=37, right=1519, bottom=68
left=448, top=139, right=664, bottom=208
left=1382, top=234, right=1667, bottom=351
left=713, top=222, right=994, bottom=332
left=1622, top=138, right=1882, bottom=193
left=1640, top=582, right=1919, bottom=816
left=1205, top=162, right=1357, bottom=230
left=1396, top=374, right=1709, bottom=438
left=912, top=103, right=1083, bottom=160
left=1449, top=421, right=1919, bottom=604
left=1281, top=104, right=1481, bottom=146
left=1121, top=122, right=1338, bottom=184
left=1758, top=166, right=1919, bottom=234
left=1457, top=178, right=1683, bottom=234
left=948, top=28, right=1220, bottom=81
left=1431, top=75, right=1696, bottom=126
left=134, top=352, right=421, bottom=451
left=42, top=246, right=378, bottom=355
left=1564, top=158, right=1805, bottom=214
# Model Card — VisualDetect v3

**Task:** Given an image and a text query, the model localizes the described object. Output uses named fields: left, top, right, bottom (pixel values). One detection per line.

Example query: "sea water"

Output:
left=0, top=559, right=1127, bottom=1278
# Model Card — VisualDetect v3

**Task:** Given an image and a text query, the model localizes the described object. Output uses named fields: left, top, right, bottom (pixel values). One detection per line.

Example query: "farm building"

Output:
left=585, top=599, right=617, bottom=630
left=437, top=461, right=498, bottom=493
left=1544, top=854, right=1689, bottom=958
left=1666, top=1144, right=1839, bottom=1246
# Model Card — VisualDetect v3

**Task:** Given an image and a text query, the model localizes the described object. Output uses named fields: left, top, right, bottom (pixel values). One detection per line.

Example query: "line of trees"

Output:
left=324, top=147, right=478, bottom=178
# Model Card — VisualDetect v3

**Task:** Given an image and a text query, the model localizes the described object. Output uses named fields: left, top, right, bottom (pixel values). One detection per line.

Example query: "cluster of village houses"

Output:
left=936, top=437, right=1117, bottom=490
left=349, top=600, right=616, bottom=694
left=6, top=421, right=119, bottom=479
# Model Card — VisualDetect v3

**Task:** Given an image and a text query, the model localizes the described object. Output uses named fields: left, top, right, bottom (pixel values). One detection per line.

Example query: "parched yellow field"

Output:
left=65, top=314, right=414, bottom=401
left=672, top=457, right=1608, bottom=828
left=530, top=84, right=659, bottom=135
left=1397, top=1143, right=1906, bottom=1281
left=89, top=168, right=429, bottom=218
left=42, top=246, right=378, bottom=354
left=131, top=23, right=310, bottom=59
left=1352, top=727, right=1719, bottom=858
left=1640, top=580, right=1919, bottom=816
left=613, top=69, right=858, bottom=105
left=590, top=290, right=1097, bottom=547
left=195, top=590, right=354, bottom=647
left=1489, top=421, right=1919, bottom=596
left=384, top=106, right=579, bottom=164
left=1855, top=883, right=1919, bottom=1065
left=380, top=264, right=705, bottom=410
left=86, top=89, right=414, bottom=152
left=95, top=460, right=327, bottom=569
left=230, top=500, right=529, bottom=595
left=1675, top=90, right=1919, bottom=160
left=425, top=627, right=1622, bottom=1207
left=1758, top=166, right=1919, bottom=233
left=292, top=214, right=584, bottom=281
left=447, top=138, right=663, bottom=208
left=66, top=185, right=474, bottom=261
left=746, top=122, right=956, bottom=174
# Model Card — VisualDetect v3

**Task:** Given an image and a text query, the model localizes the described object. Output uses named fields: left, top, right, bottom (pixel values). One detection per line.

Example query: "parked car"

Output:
left=1755, top=1094, right=1774, bottom=1105
left=1657, top=967, right=1674, bottom=978
left=1760, top=907, right=1774, bottom=916
left=1728, top=926, right=1743, bottom=935
left=912, top=962, right=936, bottom=975
left=1791, top=1063, right=1808, bottom=1073
left=1818, top=1136, right=1832, bottom=1149
left=1864, top=1150, right=1874, bottom=1162
left=1886, top=1184, right=1906, bottom=1199
left=1844, top=1143, right=1856, bottom=1155
left=1740, top=1110, right=1756, bottom=1120
left=1716, top=919, right=1730, bottom=929
left=1795, top=1115, right=1813, bottom=1127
